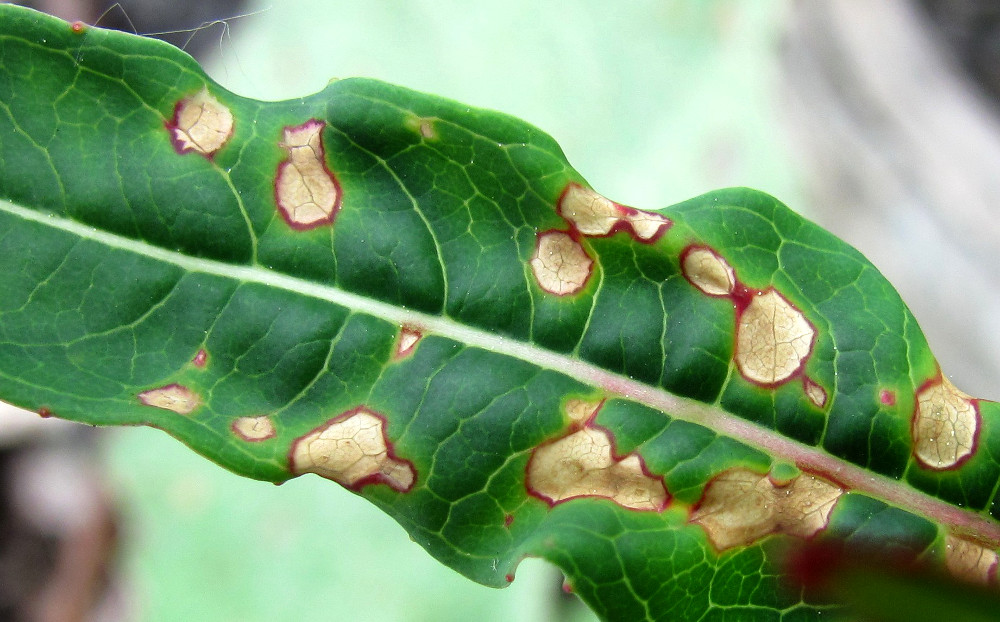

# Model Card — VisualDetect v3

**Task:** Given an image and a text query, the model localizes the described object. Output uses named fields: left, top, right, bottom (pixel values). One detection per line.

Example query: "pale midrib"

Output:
left=4, top=198, right=999, bottom=547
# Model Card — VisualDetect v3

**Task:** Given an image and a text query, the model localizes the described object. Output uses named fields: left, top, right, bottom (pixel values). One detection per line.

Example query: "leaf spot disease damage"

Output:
left=192, top=348, right=208, bottom=368
left=681, top=246, right=736, bottom=297
left=405, top=115, right=438, bottom=140
left=564, top=398, right=603, bottom=425
left=681, top=244, right=818, bottom=390
left=803, top=377, right=828, bottom=409
left=945, top=534, right=998, bottom=586
left=395, top=326, right=422, bottom=359
left=289, top=407, right=415, bottom=492
left=530, top=231, right=593, bottom=296
left=138, top=384, right=201, bottom=415
left=880, top=389, right=897, bottom=406
left=166, top=87, right=234, bottom=158
left=690, top=467, right=842, bottom=551
left=912, top=375, right=979, bottom=470
left=527, top=402, right=667, bottom=511
left=558, top=183, right=671, bottom=242
left=737, top=290, right=815, bottom=385
left=275, top=120, right=341, bottom=230
left=231, top=415, right=277, bottom=442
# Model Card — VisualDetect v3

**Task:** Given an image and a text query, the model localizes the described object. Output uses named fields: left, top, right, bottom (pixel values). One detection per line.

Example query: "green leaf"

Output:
left=1, top=5, right=998, bottom=620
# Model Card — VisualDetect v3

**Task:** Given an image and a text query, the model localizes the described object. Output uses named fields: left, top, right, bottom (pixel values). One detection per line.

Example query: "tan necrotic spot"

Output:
left=558, top=183, right=670, bottom=242
left=276, top=120, right=341, bottom=230
left=620, top=206, right=672, bottom=241
left=681, top=246, right=736, bottom=296
left=167, top=87, right=233, bottom=157
left=526, top=427, right=667, bottom=511
left=530, top=231, right=593, bottom=295
left=138, top=384, right=201, bottom=415
left=289, top=408, right=414, bottom=492
left=564, top=399, right=602, bottom=424
left=405, top=115, right=438, bottom=140
left=690, top=468, right=842, bottom=551
left=736, top=290, right=815, bottom=385
left=945, top=535, right=998, bottom=586
left=912, top=376, right=979, bottom=470
left=395, top=326, right=422, bottom=359
left=232, top=415, right=276, bottom=442
left=803, top=378, right=827, bottom=409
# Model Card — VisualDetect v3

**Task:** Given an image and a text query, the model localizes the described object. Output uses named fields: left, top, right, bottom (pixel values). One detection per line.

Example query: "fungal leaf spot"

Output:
left=557, top=183, right=670, bottom=242
left=166, top=87, right=233, bottom=157
left=138, top=384, right=201, bottom=415
left=681, top=246, right=736, bottom=296
left=275, top=120, right=341, bottom=230
left=690, top=468, right=841, bottom=551
left=289, top=407, right=414, bottom=492
left=232, top=415, right=276, bottom=442
left=880, top=389, right=897, bottom=406
left=529, top=231, right=592, bottom=296
left=405, top=115, right=438, bottom=140
left=526, top=427, right=668, bottom=511
left=192, top=349, right=208, bottom=368
left=803, top=378, right=827, bottom=409
left=736, top=290, right=815, bottom=385
left=395, top=326, right=422, bottom=359
left=912, top=375, right=979, bottom=470
left=564, top=399, right=602, bottom=425
left=945, top=535, right=998, bottom=586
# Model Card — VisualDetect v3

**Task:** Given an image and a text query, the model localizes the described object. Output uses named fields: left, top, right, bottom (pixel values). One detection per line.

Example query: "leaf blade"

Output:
left=2, top=5, right=999, bottom=620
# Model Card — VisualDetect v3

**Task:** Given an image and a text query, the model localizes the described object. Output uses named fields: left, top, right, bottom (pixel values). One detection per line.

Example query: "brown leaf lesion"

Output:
left=557, top=183, right=671, bottom=242
left=289, top=407, right=414, bottom=492
left=526, top=401, right=667, bottom=512
left=945, top=534, right=998, bottom=586
left=166, top=87, right=234, bottom=157
left=912, top=375, right=979, bottom=470
left=137, top=384, right=201, bottom=415
left=231, top=415, right=276, bottom=442
left=690, top=467, right=842, bottom=551
left=275, top=119, right=342, bottom=230
left=529, top=230, right=593, bottom=296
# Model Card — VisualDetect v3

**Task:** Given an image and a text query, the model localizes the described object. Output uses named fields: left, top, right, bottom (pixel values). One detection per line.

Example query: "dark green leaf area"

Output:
left=317, top=79, right=572, bottom=326
left=361, top=341, right=579, bottom=569
left=658, top=278, right=733, bottom=403
left=819, top=493, right=939, bottom=558
left=721, top=380, right=826, bottom=448
left=0, top=213, right=230, bottom=404
left=522, top=505, right=844, bottom=621
left=529, top=276, right=598, bottom=355
left=575, top=235, right=734, bottom=400
left=0, top=17, right=258, bottom=263
left=577, top=242, right=672, bottom=387
left=198, top=286, right=360, bottom=415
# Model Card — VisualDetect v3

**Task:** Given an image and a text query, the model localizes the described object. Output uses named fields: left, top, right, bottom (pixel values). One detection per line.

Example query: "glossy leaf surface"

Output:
left=1, top=6, right=998, bottom=620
